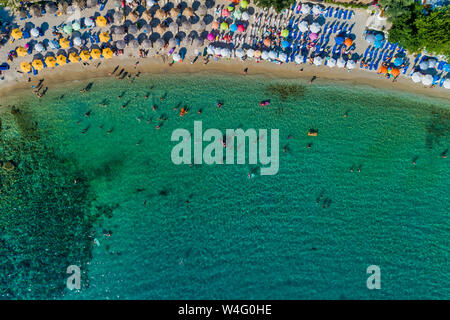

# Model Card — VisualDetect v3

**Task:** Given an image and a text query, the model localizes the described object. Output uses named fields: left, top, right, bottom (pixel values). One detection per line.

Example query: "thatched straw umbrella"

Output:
left=155, top=9, right=166, bottom=19
left=113, top=26, right=125, bottom=35
left=197, top=4, right=207, bottom=17
left=142, top=39, right=152, bottom=48
left=58, top=1, right=69, bottom=14
left=142, top=10, right=152, bottom=22
left=86, top=0, right=97, bottom=8
left=73, top=0, right=87, bottom=10
left=184, top=7, right=194, bottom=17
left=181, top=21, right=192, bottom=32
left=194, top=20, right=206, bottom=31
left=128, top=11, right=139, bottom=23
left=115, top=40, right=126, bottom=49
left=169, top=21, right=178, bottom=34
left=193, top=37, right=204, bottom=47
left=114, top=11, right=124, bottom=23
left=31, top=4, right=42, bottom=17
left=154, top=38, right=165, bottom=49
left=170, top=8, right=180, bottom=19
left=155, top=23, right=167, bottom=34
left=46, top=2, right=58, bottom=14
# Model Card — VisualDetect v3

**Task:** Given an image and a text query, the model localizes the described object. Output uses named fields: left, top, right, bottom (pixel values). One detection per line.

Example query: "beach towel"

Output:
left=348, top=10, right=353, bottom=19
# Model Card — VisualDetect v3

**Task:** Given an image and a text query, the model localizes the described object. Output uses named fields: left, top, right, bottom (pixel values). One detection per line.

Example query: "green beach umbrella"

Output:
left=63, top=25, right=73, bottom=34
left=233, top=8, right=242, bottom=20
left=240, top=0, right=248, bottom=9
left=227, top=5, right=234, bottom=12
left=72, top=21, right=81, bottom=31
left=281, top=29, right=289, bottom=38
left=220, top=22, right=228, bottom=30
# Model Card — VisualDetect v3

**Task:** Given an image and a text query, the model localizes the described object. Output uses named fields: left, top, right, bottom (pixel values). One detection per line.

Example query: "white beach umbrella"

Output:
left=207, top=45, right=215, bottom=55
left=142, top=39, right=152, bottom=48
left=309, top=22, right=321, bottom=34
left=261, top=51, right=270, bottom=60
left=73, top=37, right=82, bottom=46
left=31, top=28, right=39, bottom=38
left=347, top=60, right=356, bottom=69
left=298, top=21, right=309, bottom=33
left=411, top=72, right=423, bottom=83
left=221, top=48, right=231, bottom=57
left=419, top=60, right=429, bottom=71
left=336, top=58, right=346, bottom=68
left=294, top=55, right=302, bottom=64
left=427, top=58, right=437, bottom=69
left=313, top=56, right=323, bottom=66
left=312, top=5, right=322, bottom=15
left=84, top=17, right=94, bottom=27
left=443, top=78, right=450, bottom=89
left=246, top=48, right=254, bottom=58
left=235, top=48, right=245, bottom=58
left=168, top=38, right=177, bottom=48
left=147, top=0, right=156, bottom=6
left=278, top=52, right=287, bottom=62
left=129, top=39, right=139, bottom=49
left=327, top=58, right=336, bottom=68
left=34, top=42, right=44, bottom=52
left=214, top=46, right=222, bottom=55
left=242, top=11, right=250, bottom=21
left=422, top=74, right=433, bottom=86
left=172, top=53, right=181, bottom=62
left=268, top=50, right=278, bottom=60
left=116, top=40, right=126, bottom=49
left=48, top=40, right=58, bottom=49
left=301, top=4, right=311, bottom=15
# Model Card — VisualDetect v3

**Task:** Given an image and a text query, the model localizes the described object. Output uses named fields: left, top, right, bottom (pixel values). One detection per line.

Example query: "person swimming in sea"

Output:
left=307, top=143, right=312, bottom=149
left=197, top=108, right=202, bottom=114
left=217, top=102, right=223, bottom=108
left=84, top=110, right=91, bottom=117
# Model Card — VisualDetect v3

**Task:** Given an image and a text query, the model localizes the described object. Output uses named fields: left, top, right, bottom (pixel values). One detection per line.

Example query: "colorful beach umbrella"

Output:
left=207, top=33, right=215, bottom=41
left=242, top=11, right=249, bottom=21
left=281, top=29, right=289, bottom=38
left=56, top=54, right=67, bottom=65
left=16, top=47, right=28, bottom=57
left=100, top=32, right=110, bottom=42
left=30, top=28, right=39, bottom=38
left=281, top=40, right=289, bottom=48
left=20, top=61, right=32, bottom=73
left=309, top=33, right=318, bottom=40
left=230, top=24, right=238, bottom=32
left=220, top=22, right=228, bottom=30
left=63, top=25, right=73, bottom=34
left=237, top=24, right=245, bottom=32
left=375, top=33, right=384, bottom=41
left=102, top=48, right=113, bottom=59
left=263, top=38, right=271, bottom=47
left=374, top=40, right=382, bottom=48
left=344, top=38, right=353, bottom=47
left=393, top=57, right=403, bottom=67
left=11, top=28, right=23, bottom=40
left=233, top=8, right=242, bottom=20
left=212, top=21, right=219, bottom=30
left=69, top=52, right=80, bottom=63
left=335, top=36, right=344, bottom=45
left=96, top=16, right=107, bottom=27
left=80, top=50, right=91, bottom=61
left=390, top=68, right=400, bottom=77
left=45, top=56, right=57, bottom=68
left=240, top=0, right=248, bottom=9
left=221, top=8, right=229, bottom=17
left=72, top=21, right=81, bottom=31
left=377, top=65, right=388, bottom=74
left=32, top=59, right=44, bottom=71
left=59, top=38, right=70, bottom=48
left=91, top=49, right=102, bottom=59
left=85, top=17, right=94, bottom=27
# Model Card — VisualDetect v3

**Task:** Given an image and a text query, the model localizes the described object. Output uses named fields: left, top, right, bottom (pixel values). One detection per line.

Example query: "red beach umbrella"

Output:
left=237, top=24, right=245, bottom=32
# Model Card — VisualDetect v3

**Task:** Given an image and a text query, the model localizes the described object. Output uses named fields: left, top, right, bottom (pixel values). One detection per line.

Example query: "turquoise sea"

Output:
left=0, top=73, right=449, bottom=299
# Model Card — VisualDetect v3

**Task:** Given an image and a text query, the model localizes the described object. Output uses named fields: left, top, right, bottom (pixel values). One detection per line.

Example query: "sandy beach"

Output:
left=0, top=1, right=449, bottom=100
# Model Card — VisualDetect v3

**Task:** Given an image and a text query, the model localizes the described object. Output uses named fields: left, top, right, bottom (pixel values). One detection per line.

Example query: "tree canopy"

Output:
left=254, top=0, right=295, bottom=13
left=385, top=4, right=450, bottom=58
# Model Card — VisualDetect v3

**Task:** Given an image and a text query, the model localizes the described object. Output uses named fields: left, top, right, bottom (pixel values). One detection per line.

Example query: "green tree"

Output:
left=379, top=0, right=415, bottom=20
left=254, top=0, right=295, bottom=13
left=415, top=7, right=450, bottom=57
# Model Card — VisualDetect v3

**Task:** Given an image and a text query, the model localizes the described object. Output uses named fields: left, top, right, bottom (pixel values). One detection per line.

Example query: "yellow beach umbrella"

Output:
left=45, top=56, right=57, bottom=68
left=96, top=16, right=107, bottom=27
left=11, top=28, right=23, bottom=40
left=99, top=32, right=110, bottom=43
left=16, top=47, right=28, bottom=57
left=20, top=61, right=32, bottom=73
left=32, top=59, right=44, bottom=71
left=69, top=52, right=80, bottom=63
left=79, top=50, right=91, bottom=61
left=56, top=54, right=67, bottom=65
left=90, top=49, right=102, bottom=59
left=59, top=38, right=70, bottom=48
left=102, top=48, right=113, bottom=59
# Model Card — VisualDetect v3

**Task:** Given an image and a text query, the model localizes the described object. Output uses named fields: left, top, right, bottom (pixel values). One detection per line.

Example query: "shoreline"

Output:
left=1, top=56, right=450, bottom=101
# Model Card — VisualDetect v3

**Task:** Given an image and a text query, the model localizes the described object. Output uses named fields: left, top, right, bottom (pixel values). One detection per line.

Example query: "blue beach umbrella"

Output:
left=444, top=63, right=450, bottom=72
left=335, top=36, right=344, bottom=45
left=281, top=40, right=290, bottom=48
left=374, top=40, right=382, bottom=48
left=230, top=24, right=238, bottom=32
left=375, top=33, right=384, bottom=41
left=365, top=33, right=375, bottom=43
left=393, top=57, right=403, bottom=66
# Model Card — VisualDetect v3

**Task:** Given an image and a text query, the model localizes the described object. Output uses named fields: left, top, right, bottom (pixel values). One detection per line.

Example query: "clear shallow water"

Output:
left=1, top=73, right=449, bottom=299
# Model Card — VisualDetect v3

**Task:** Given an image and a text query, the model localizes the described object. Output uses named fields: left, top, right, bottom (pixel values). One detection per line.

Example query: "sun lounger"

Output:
left=369, top=60, right=374, bottom=70
left=325, top=7, right=329, bottom=18
left=402, top=65, right=409, bottom=74
left=329, top=7, right=333, bottom=17
left=296, top=4, right=301, bottom=14
left=437, top=61, right=445, bottom=70
left=439, top=77, right=445, bottom=87
left=338, top=9, right=343, bottom=19
left=303, top=54, right=308, bottom=63
left=333, top=23, right=338, bottom=33
left=348, top=10, right=353, bottom=19
left=432, top=75, right=440, bottom=85
left=363, top=47, right=370, bottom=59
left=343, top=10, right=348, bottom=20
left=334, top=8, right=339, bottom=18
left=373, top=60, right=379, bottom=70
